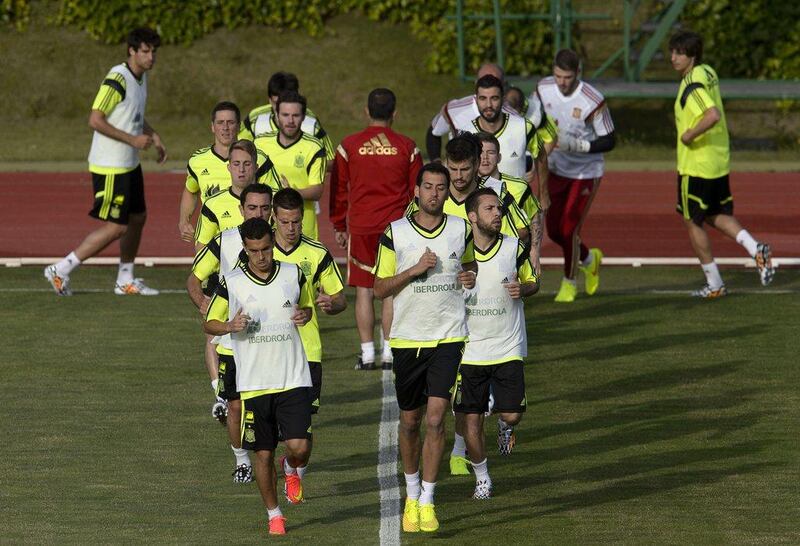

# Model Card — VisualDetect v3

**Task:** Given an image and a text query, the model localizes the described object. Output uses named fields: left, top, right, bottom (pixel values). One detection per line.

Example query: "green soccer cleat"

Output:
left=402, top=498, right=420, bottom=532
left=449, top=455, right=470, bottom=476
left=580, top=248, right=603, bottom=296
left=554, top=279, right=577, bottom=303
left=419, top=504, right=439, bottom=532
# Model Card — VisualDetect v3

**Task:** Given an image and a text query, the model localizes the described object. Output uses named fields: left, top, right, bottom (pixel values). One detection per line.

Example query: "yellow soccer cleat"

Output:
left=449, top=455, right=470, bottom=476
left=580, top=248, right=603, bottom=296
left=402, top=498, right=420, bottom=532
left=554, top=279, right=577, bottom=303
left=419, top=504, right=439, bottom=532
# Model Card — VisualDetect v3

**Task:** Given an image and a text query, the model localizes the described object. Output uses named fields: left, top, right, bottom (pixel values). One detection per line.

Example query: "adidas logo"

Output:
left=511, top=151, right=519, bottom=158
left=282, top=300, right=292, bottom=308
left=201, top=168, right=210, bottom=175
left=502, top=277, right=510, bottom=283
left=358, top=133, right=398, bottom=156
left=221, top=211, right=231, bottom=218
left=449, top=252, right=458, bottom=259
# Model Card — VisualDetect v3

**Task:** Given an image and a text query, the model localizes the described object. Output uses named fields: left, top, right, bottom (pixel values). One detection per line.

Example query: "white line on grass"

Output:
left=378, top=368, right=400, bottom=546
left=0, top=287, right=187, bottom=294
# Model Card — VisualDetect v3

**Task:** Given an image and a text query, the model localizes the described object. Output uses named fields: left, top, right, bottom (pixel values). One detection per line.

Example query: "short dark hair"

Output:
left=212, top=101, right=240, bottom=124
left=239, top=183, right=272, bottom=206
left=267, top=71, right=300, bottom=98
left=446, top=133, right=481, bottom=163
left=465, top=187, right=500, bottom=215
left=554, top=49, right=581, bottom=72
left=416, top=162, right=450, bottom=187
left=272, top=188, right=304, bottom=213
left=475, top=74, right=504, bottom=95
left=474, top=131, right=500, bottom=153
left=228, top=139, right=258, bottom=164
left=505, top=86, right=525, bottom=114
left=367, top=88, right=396, bottom=120
left=276, top=90, right=307, bottom=116
left=127, top=27, right=160, bottom=53
left=669, top=31, right=703, bottom=63
left=240, top=217, right=273, bottom=242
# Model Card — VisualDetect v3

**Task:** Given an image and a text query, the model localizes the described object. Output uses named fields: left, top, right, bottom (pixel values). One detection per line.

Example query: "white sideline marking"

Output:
left=0, top=287, right=187, bottom=294
left=378, top=369, right=400, bottom=546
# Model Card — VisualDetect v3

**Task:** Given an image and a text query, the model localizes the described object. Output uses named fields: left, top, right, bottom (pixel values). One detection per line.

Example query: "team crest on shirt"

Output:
left=246, top=318, right=262, bottom=334
left=299, top=260, right=313, bottom=277
left=294, top=154, right=305, bottom=168
left=572, top=107, right=582, bottom=118
left=110, top=205, right=120, bottom=219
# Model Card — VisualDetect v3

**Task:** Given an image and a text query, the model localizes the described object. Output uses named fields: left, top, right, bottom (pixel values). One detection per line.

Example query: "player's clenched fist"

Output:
left=291, top=305, right=312, bottom=326
left=458, top=269, right=477, bottom=290
left=410, top=247, right=438, bottom=276
left=502, top=280, right=521, bottom=299
left=227, top=307, right=251, bottom=333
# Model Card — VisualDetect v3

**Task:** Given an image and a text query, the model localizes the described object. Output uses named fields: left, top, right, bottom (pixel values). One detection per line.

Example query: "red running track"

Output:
left=2, top=171, right=797, bottom=259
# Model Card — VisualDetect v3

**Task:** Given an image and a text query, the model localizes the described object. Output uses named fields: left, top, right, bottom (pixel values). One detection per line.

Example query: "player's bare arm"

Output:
left=291, top=305, right=313, bottom=326
left=143, top=119, right=167, bottom=163
left=205, top=307, right=251, bottom=335
left=374, top=247, right=438, bottom=299
left=503, top=278, right=539, bottom=299
left=535, top=148, right=550, bottom=211
left=89, top=109, right=152, bottom=149
left=529, top=212, right=544, bottom=275
left=681, top=107, right=721, bottom=145
left=315, top=289, right=347, bottom=315
left=178, top=188, right=199, bottom=242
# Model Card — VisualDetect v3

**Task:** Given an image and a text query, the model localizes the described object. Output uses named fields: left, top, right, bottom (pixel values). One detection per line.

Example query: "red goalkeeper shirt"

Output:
left=330, top=126, right=422, bottom=235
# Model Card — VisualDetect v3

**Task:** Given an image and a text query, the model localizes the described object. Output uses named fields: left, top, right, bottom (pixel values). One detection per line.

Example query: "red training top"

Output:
left=330, top=126, right=422, bottom=235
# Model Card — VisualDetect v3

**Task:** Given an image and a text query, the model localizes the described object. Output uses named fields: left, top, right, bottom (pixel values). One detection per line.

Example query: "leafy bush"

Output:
left=2, top=0, right=30, bottom=30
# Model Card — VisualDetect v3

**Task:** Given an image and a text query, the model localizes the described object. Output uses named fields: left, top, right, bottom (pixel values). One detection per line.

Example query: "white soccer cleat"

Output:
left=44, top=265, right=72, bottom=296
left=472, top=479, right=493, bottom=500
left=114, top=278, right=159, bottom=296
left=497, top=418, right=516, bottom=455
left=691, top=284, right=728, bottom=299
left=755, top=243, right=775, bottom=286
left=232, top=463, right=253, bottom=484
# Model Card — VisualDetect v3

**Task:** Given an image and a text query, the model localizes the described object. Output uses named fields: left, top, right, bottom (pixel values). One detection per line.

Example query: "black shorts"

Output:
left=308, top=361, right=321, bottom=415
left=241, top=388, right=311, bottom=452
left=676, top=174, right=733, bottom=226
left=453, top=360, right=527, bottom=414
left=216, top=352, right=239, bottom=401
left=89, top=165, right=146, bottom=225
left=393, top=342, right=465, bottom=411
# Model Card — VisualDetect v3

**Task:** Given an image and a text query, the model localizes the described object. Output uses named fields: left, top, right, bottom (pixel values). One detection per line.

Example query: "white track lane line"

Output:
left=378, top=368, right=400, bottom=546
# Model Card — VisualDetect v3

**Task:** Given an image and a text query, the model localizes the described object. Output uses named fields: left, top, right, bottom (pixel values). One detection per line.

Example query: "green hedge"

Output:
left=2, top=0, right=30, bottom=30
left=681, top=1, right=800, bottom=79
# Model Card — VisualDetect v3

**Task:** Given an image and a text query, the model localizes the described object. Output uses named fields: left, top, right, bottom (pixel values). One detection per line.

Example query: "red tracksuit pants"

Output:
left=546, top=173, right=601, bottom=278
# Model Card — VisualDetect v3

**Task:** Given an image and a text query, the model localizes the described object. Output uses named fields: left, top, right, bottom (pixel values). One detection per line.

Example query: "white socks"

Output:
left=471, top=458, right=491, bottom=483
left=419, top=480, right=436, bottom=506
left=267, top=506, right=283, bottom=520
left=55, top=251, right=81, bottom=277
left=211, top=379, right=219, bottom=393
left=404, top=471, right=421, bottom=500
left=231, top=445, right=250, bottom=466
left=382, top=342, right=392, bottom=361
left=562, top=277, right=577, bottom=286
left=283, top=457, right=307, bottom=478
left=581, top=251, right=594, bottom=268
left=451, top=433, right=467, bottom=458
left=701, top=262, right=724, bottom=290
left=735, top=229, right=759, bottom=257
left=116, top=262, right=134, bottom=285
left=361, top=342, right=375, bottom=364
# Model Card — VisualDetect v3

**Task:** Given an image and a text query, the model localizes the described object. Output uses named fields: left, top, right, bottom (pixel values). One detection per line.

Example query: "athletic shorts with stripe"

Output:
left=216, top=353, right=239, bottom=401
left=89, top=165, right=146, bottom=225
left=453, top=360, right=527, bottom=414
left=308, top=361, right=322, bottom=415
left=347, top=232, right=382, bottom=288
left=392, top=342, right=465, bottom=411
left=241, top=388, right=311, bottom=452
left=676, top=174, right=733, bottom=226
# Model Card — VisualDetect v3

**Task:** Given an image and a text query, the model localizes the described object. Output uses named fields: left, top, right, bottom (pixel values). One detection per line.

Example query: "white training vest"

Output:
left=224, top=262, right=311, bottom=392
left=463, top=236, right=527, bottom=364
left=390, top=215, right=469, bottom=342
left=430, top=94, right=517, bottom=138
left=216, top=227, right=245, bottom=351
left=88, top=63, right=147, bottom=169
left=534, top=78, right=613, bottom=179
left=458, top=113, right=530, bottom=178
left=480, top=175, right=506, bottom=198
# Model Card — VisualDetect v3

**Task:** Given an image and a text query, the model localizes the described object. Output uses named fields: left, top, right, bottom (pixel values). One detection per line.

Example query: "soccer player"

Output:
left=178, top=101, right=240, bottom=243
left=669, top=31, right=775, bottom=296
left=45, top=27, right=166, bottom=296
left=476, top=132, right=543, bottom=272
left=373, top=163, right=477, bottom=533
left=455, top=187, right=539, bottom=499
left=530, top=49, right=616, bottom=303
left=504, top=85, right=528, bottom=116
left=330, top=88, right=422, bottom=370
left=195, top=140, right=258, bottom=247
left=426, top=63, right=517, bottom=161
left=271, top=187, right=346, bottom=491
left=188, top=184, right=272, bottom=483
left=239, top=71, right=334, bottom=162
left=205, top=217, right=314, bottom=536
left=254, top=91, right=326, bottom=240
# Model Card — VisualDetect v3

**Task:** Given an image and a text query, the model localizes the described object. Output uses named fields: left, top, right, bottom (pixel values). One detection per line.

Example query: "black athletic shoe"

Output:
left=355, top=358, right=376, bottom=371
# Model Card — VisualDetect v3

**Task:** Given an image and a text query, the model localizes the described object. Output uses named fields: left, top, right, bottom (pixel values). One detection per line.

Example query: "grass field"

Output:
left=2, top=265, right=798, bottom=543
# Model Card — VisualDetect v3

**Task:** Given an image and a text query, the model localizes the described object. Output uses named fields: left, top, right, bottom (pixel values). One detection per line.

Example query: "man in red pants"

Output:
left=532, top=49, right=616, bottom=302
left=330, top=88, right=422, bottom=369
